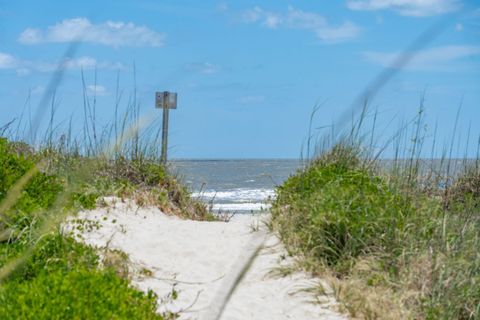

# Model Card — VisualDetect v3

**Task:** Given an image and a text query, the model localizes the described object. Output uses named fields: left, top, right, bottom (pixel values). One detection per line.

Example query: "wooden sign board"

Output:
left=156, top=91, right=177, bottom=109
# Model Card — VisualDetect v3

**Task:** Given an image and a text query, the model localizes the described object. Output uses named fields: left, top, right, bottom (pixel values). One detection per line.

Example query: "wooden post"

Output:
left=156, top=91, right=177, bottom=165
left=160, top=94, right=169, bottom=165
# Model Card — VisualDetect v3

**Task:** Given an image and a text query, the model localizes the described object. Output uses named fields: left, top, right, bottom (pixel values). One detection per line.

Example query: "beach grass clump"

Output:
left=271, top=142, right=479, bottom=319
left=1, top=135, right=212, bottom=221
left=422, top=229, right=480, bottom=319
left=0, top=137, right=185, bottom=319
left=422, top=164, right=480, bottom=319
left=92, top=156, right=213, bottom=220
left=272, top=144, right=421, bottom=269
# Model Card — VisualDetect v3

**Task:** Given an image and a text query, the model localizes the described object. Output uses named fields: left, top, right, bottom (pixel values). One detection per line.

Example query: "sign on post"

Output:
left=156, top=91, right=177, bottom=109
left=156, top=91, right=177, bottom=165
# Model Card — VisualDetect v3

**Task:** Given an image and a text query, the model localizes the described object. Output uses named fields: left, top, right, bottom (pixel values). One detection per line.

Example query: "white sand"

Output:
left=65, top=197, right=345, bottom=320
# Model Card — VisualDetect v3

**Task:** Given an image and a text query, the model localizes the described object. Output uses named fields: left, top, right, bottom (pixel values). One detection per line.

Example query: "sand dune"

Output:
left=65, top=197, right=345, bottom=320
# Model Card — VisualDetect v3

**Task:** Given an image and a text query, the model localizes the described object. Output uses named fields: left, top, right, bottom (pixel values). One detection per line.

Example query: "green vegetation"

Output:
left=88, top=156, right=213, bottom=220
left=272, top=142, right=480, bottom=319
left=0, top=233, right=162, bottom=319
left=273, top=146, right=418, bottom=269
left=0, top=133, right=209, bottom=319
left=1, top=269, right=160, bottom=319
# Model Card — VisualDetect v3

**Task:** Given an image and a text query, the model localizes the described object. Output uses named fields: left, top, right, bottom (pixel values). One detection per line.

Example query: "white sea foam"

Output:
left=192, top=188, right=275, bottom=212
left=212, top=203, right=271, bottom=212
left=193, top=188, right=275, bottom=202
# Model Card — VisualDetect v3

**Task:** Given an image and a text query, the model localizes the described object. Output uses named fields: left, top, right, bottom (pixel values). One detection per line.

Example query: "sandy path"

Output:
left=66, top=198, right=345, bottom=320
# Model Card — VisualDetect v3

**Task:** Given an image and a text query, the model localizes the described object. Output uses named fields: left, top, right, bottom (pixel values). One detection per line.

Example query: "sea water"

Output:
left=170, top=158, right=474, bottom=214
left=170, top=160, right=301, bottom=213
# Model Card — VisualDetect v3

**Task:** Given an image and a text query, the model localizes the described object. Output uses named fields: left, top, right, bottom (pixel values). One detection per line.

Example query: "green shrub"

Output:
left=0, top=230, right=166, bottom=319
left=12, top=233, right=99, bottom=281
left=0, top=269, right=162, bottom=320
left=0, top=231, right=166, bottom=319
left=11, top=174, right=63, bottom=218
left=0, top=137, right=36, bottom=202
left=0, top=138, right=63, bottom=226
left=70, top=191, right=99, bottom=210
left=0, top=138, right=166, bottom=319
left=273, top=159, right=414, bottom=268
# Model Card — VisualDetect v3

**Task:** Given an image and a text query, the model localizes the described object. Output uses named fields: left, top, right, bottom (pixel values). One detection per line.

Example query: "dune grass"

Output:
left=0, top=136, right=177, bottom=319
left=0, top=91, right=212, bottom=318
left=271, top=111, right=480, bottom=319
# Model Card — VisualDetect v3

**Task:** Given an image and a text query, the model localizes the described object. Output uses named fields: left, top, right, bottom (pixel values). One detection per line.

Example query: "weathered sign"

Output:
left=156, top=91, right=177, bottom=109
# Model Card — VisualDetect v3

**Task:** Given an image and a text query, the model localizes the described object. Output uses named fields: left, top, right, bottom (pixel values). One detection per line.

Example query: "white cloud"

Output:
left=242, top=6, right=264, bottom=23
left=362, top=45, right=480, bottom=71
left=0, top=52, right=125, bottom=75
left=264, top=13, right=282, bottom=29
left=18, top=17, right=165, bottom=47
left=62, top=56, right=97, bottom=69
left=315, top=21, right=360, bottom=42
left=286, top=7, right=326, bottom=29
left=19, top=28, right=42, bottom=44
left=0, top=52, right=17, bottom=69
left=240, top=6, right=360, bottom=43
left=346, top=0, right=460, bottom=17
left=86, top=85, right=108, bottom=96
left=185, top=62, right=221, bottom=74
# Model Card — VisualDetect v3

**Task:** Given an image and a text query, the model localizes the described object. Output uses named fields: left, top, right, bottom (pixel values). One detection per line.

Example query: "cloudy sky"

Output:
left=0, top=0, right=479, bottom=158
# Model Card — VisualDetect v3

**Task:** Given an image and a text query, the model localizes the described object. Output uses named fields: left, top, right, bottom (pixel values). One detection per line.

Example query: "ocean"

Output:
left=170, top=158, right=474, bottom=214
left=170, top=159, right=301, bottom=213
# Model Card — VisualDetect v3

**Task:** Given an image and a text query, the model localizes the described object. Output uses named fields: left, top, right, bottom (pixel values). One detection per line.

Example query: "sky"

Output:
left=0, top=0, right=479, bottom=159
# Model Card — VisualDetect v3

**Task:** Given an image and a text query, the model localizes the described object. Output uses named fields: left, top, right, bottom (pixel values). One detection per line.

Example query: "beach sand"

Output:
left=65, top=197, right=345, bottom=320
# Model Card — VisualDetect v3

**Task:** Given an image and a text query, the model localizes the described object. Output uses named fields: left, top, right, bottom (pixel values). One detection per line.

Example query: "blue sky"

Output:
left=0, top=0, right=479, bottom=158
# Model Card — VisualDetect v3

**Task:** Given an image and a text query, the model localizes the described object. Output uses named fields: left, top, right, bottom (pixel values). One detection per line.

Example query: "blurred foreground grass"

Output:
left=0, top=136, right=211, bottom=319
